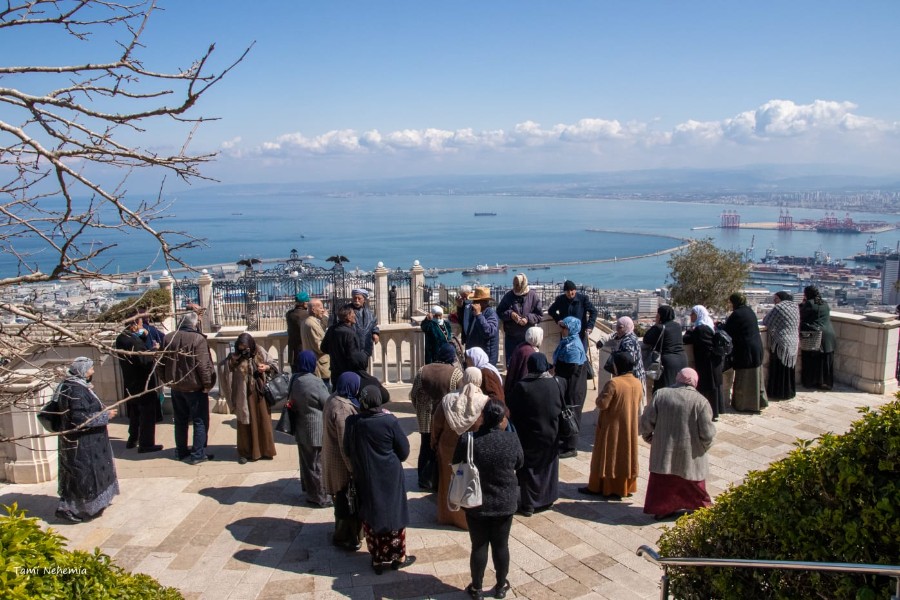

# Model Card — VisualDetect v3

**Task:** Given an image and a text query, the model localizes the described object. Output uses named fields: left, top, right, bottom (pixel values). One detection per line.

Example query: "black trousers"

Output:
left=465, top=512, right=513, bottom=589
left=126, top=391, right=159, bottom=448
left=417, top=432, right=436, bottom=489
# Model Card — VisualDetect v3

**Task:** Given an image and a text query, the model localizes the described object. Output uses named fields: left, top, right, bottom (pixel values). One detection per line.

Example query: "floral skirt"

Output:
left=363, top=522, right=406, bottom=563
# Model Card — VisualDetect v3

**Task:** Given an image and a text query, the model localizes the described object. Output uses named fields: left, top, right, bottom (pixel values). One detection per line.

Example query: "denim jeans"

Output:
left=172, top=390, right=209, bottom=460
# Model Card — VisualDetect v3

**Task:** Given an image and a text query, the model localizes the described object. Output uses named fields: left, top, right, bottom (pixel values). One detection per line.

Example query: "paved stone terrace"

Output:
left=2, top=385, right=894, bottom=600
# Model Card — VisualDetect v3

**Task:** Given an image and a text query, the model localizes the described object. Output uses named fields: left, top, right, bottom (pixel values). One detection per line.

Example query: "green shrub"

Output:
left=657, top=398, right=900, bottom=600
left=98, top=288, right=171, bottom=324
left=0, top=504, right=183, bottom=599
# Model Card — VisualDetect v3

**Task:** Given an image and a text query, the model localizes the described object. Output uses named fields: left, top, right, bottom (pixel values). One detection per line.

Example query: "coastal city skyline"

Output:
left=9, top=1, right=900, bottom=189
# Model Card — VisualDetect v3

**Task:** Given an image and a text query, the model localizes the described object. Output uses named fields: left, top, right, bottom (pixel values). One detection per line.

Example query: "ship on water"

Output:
left=461, top=263, right=508, bottom=275
left=474, top=212, right=497, bottom=216
left=847, top=237, right=900, bottom=265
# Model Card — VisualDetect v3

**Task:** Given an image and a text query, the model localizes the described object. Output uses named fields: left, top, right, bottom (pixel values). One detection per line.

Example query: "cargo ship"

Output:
left=461, top=263, right=508, bottom=275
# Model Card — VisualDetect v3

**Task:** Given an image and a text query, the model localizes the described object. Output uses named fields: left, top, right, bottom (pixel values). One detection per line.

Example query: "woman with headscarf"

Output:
left=579, top=351, right=643, bottom=499
left=641, top=305, right=688, bottom=394
left=226, top=332, right=278, bottom=463
left=497, top=273, right=544, bottom=367
left=553, top=316, right=588, bottom=458
left=456, top=399, right=524, bottom=600
left=507, top=353, right=564, bottom=517
left=682, top=305, right=724, bottom=420
left=431, top=367, right=490, bottom=530
left=421, top=305, right=453, bottom=365
left=762, top=291, right=800, bottom=399
left=504, top=326, right=544, bottom=397
left=323, top=372, right=363, bottom=551
left=289, top=350, right=332, bottom=507
left=603, top=316, right=646, bottom=388
left=465, top=346, right=504, bottom=402
left=799, top=285, right=836, bottom=391
left=345, top=385, right=414, bottom=574
left=640, top=368, right=716, bottom=520
left=724, top=292, right=767, bottom=413
left=54, top=357, right=120, bottom=523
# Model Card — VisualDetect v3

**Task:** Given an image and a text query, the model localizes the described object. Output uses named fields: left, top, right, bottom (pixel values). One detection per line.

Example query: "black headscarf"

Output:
left=775, top=291, right=794, bottom=302
left=657, top=305, right=676, bottom=323
left=359, top=385, right=384, bottom=411
left=612, top=350, right=635, bottom=374
left=436, top=343, right=457, bottom=365
left=804, top=285, right=823, bottom=305
left=526, top=352, right=551, bottom=374
left=729, top=292, right=747, bottom=308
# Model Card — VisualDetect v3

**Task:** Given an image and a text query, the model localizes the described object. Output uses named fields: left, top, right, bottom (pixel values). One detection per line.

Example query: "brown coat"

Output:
left=590, top=373, right=643, bottom=482
left=226, top=347, right=277, bottom=460
left=480, top=368, right=505, bottom=403
left=322, top=394, right=358, bottom=494
left=300, top=314, right=331, bottom=380
left=431, top=403, right=481, bottom=530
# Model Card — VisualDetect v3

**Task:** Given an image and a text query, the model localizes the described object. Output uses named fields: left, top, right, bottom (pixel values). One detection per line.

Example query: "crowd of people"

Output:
left=50, top=275, right=839, bottom=597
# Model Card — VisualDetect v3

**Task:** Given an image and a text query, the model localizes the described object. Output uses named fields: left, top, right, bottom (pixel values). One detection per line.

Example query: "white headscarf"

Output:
left=692, top=305, right=715, bottom=330
left=525, top=326, right=544, bottom=349
left=465, top=346, right=502, bottom=383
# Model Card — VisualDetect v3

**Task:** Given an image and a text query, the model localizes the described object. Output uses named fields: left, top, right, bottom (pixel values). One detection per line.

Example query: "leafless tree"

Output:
left=0, top=0, right=250, bottom=443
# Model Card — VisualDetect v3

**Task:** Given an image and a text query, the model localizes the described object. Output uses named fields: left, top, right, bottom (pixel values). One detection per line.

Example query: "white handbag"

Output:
left=447, top=432, right=483, bottom=511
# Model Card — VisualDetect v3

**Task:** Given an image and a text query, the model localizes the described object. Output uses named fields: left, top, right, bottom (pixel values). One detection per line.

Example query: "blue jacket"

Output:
left=465, top=307, right=499, bottom=365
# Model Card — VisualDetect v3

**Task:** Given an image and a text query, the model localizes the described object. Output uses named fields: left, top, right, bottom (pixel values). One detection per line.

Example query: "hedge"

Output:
left=0, top=504, right=183, bottom=599
left=657, top=398, right=900, bottom=600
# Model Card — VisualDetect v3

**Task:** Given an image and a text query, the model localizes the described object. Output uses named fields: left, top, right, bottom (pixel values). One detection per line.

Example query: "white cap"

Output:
left=431, top=305, right=444, bottom=315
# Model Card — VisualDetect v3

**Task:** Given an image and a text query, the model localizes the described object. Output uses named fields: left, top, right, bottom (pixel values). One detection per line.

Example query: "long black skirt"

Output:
left=801, top=351, right=834, bottom=390
left=766, top=355, right=796, bottom=400
left=517, top=458, right=559, bottom=512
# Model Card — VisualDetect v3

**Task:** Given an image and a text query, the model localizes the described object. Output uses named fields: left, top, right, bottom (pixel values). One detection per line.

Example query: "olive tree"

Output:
left=0, top=0, right=249, bottom=442
left=666, top=238, right=749, bottom=312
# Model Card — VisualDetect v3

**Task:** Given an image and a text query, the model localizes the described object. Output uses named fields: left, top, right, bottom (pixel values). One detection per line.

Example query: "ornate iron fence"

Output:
left=172, top=277, right=200, bottom=310
left=387, top=269, right=412, bottom=323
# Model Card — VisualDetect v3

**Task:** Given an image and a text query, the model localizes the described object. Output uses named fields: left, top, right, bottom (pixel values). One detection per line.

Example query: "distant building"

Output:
left=882, top=257, right=900, bottom=305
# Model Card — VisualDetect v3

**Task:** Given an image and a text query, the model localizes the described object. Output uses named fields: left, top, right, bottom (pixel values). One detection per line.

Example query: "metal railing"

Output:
left=637, top=545, right=900, bottom=600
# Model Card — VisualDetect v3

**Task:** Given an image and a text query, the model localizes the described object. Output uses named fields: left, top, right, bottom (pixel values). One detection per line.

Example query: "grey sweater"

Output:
left=288, top=373, right=330, bottom=447
left=639, top=385, right=716, bottom=481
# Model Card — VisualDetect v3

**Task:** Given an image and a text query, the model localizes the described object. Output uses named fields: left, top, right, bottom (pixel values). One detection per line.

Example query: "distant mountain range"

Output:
left=179, top=164, right=900, bottom=198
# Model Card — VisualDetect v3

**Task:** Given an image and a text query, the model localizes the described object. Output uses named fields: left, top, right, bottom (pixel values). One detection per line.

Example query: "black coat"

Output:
left=453, top=427, right=524, bottom=518
left=344, top=411, right=410, bottom=533
left=508, top=374, right=564, bottom=468
left=643, top=321, right=688, bottom=389
left=683, top=324, right=723, bottom=393
left=114, top=330, right=157, bottom=396
left=321, top=323, right=361, bottom=382
left=724, top=305, right=763, bottom=369
left=548, top=292, right=598, bottom=335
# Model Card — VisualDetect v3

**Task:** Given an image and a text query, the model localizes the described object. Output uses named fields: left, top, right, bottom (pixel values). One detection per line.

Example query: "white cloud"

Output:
left=224, top=99, right=900, bottom=170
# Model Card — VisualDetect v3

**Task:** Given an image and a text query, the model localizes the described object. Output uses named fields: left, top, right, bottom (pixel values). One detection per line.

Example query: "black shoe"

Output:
left=138, top=444, right=164, bottom=454
left=494, top=580, right=511, bottom=599
left=559, top=450, right=577, bottom=459
left=206, top=454, right=215, bottom=461
left=55, top=509, right=82, bottom=523
left=465, top=584, right=484, bottom=599
left=517, top=508, right=534, bottom=517
left=372, top=559, right=383, bottom=575
left=184, top=455, right=208, bottom=465
left=306, top=499, right=333, bottom=508
left=238, top=457, right=248, bottom=465
left=391, top=555, right=416, bottom=570
left=578, top=486, right=602, bottom=496
left=125, top=438, right=137, bottom=449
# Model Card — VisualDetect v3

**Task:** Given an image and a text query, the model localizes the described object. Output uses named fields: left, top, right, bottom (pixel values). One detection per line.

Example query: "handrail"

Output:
left=637, top=545, right=900, bottom=600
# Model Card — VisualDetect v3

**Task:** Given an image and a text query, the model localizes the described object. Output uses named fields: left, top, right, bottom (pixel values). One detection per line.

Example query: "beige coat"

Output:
left=225, top=348, right=277, bottom=426
left=300, top=314, right=331, bottom=380
left=322, top=394, right=358, bottom=494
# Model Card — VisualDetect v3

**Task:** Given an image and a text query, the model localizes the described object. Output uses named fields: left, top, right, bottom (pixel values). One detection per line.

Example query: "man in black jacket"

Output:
left=321, top=305, right=361, bottom=386
left=115, top=312, right=163, bottom=453
left=548, top=281, right=597, bottom=375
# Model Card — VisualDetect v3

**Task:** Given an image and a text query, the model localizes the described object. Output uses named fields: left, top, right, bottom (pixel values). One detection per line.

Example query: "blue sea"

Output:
left=5, top=192, right=899, bottom=290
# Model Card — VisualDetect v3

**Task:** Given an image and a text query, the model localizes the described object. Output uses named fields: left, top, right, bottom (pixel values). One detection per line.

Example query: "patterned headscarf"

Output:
left=553, top=316, right=587, bottom=365
left=762, top=297, right=800, bottom=368
left=68, top=356, right=94, bottom=380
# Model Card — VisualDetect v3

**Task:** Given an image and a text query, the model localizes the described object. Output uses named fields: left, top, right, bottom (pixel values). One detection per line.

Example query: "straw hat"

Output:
left=470, top=286, right=491, bottom=302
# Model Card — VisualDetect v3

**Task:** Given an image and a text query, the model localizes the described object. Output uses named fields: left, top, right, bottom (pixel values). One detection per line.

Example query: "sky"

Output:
left=7, top=1, right=900, bottom=189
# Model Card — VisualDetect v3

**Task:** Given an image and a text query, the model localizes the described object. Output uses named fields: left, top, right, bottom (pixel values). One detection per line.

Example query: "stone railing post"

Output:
left=374, top=262, right=389, bottom=327
left=158, top=271, right=176, bottom=333
left=197, top=269, right=213, bottom=334
left=410, top=260, right=425, bottom=319
left=0, top=378, right=57, bottom=483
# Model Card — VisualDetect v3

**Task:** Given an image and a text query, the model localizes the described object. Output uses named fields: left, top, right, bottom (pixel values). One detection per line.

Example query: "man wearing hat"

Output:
left=549, top=280, right=597, bottom=374
left=348, top=288, right=380, bottom=358
left=421, top=305, right=453, bottom=365
left=465, top=286, right=500, bottom=366
left=286, top=291, right=310, bottom=369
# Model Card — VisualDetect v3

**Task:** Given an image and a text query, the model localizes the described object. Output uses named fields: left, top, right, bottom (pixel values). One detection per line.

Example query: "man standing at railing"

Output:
left=286, top=292, right=310, bottom=369
left=347, top=288, right=379, bottom=358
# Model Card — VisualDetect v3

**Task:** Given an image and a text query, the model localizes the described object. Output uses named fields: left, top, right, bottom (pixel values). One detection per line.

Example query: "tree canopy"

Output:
left=666, top=238, right=749, bottom=312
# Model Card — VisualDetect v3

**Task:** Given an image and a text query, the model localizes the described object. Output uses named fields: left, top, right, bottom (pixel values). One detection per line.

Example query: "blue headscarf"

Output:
left=294, top=350, right=317, bottom=375
left=553, top=316, right=587, bottom=365
left=334, top=372, right=361, bottom=408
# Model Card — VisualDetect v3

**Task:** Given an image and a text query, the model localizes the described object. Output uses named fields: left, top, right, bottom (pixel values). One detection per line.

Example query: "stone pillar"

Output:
left=410, top=260, right=425, bottom=319
left=197, top=269, right=213, bottom=334
left=374, top=262, right=389, bottom=327
left=0, top=377, right=57, bottom=483
left=158, top=271, right=176, bottom=333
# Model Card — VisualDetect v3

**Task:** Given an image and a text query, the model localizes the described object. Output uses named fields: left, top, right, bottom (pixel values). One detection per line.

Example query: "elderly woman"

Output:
left=226, top=332, right=278, bottom=463
left=724, top=292, right=767, bottom=413
left=465, top=347, right=504, bottom=402
left=640, top=368, right=716, bottom=520
left=54, top=357, right=119, bottom=523
left=799, top=285, right=836, bottom=391
left=507, top=353, right=564, bottom=517
left=504, top=326, right=544, bottom=397
left=683, top=305, right=724, bottom=420
left=431, top=367, right=490, bottom=530
left=323, top=372, right=362, bottom=551
left=580, top=351, right=643, bottom=499
left=497, top=273, right=544, bottom=367
left=642, top=305, right=688, bottom=394
left=345, top=385, right=414, bottom=574
left=457, top=399, right=524, bottom=600
left=554, top=316, right=588, bottom=459
left=603, top=316, right=646, bottom=388
left=421, top=305, right=453, bottom=365
left=762, top=291, right=800, bottom=400
left=289, top=350, right=332, bottom=507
